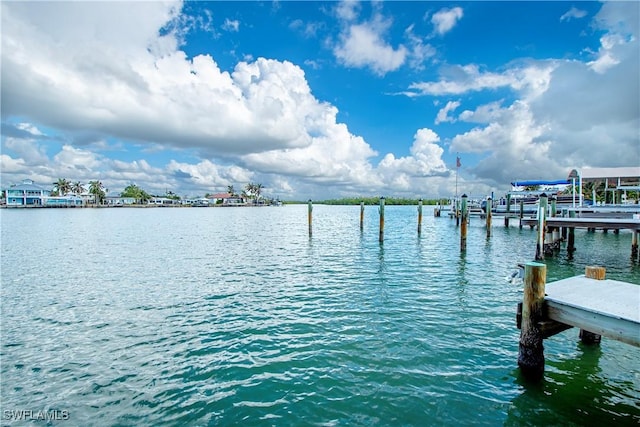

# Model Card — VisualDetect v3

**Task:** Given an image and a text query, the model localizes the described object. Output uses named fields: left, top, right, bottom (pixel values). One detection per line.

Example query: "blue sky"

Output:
left=1, top=1, right=638, bottom=200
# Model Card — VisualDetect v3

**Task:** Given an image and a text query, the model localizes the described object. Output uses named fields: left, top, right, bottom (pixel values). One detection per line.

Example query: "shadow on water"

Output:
left=506, top=341, right=640, bottom=426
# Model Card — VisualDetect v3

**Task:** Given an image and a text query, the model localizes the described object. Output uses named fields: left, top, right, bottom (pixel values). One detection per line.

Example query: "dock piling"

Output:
left=360, top=201, right=364, bottom=231
left=519, top=200, right=524, bottom=229
left=579, top=266, right=605, bottom=344
left=518, top=262, right=547, bottom=381
left=460, top=194, right=468, bottom=252
left=567, top=210, right=576, bottom=254
left=308, top=199, right=313, bottom=237
left=486, top=196, right=492, bottom=238
left=535, top=194, right=548, bottom=260
left=379, top=196, right=385, bottom=243
left=417, top=198, right=423, bottom=235
left=632, top=230, right=638, bottom=260
left=504, top=193, right=511, bottom=227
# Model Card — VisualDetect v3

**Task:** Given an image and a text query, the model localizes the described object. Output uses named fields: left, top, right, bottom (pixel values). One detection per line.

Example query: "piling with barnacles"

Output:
left=518, top=262, right=547, bottom=381
left=360, top=201, right=365, bottom=231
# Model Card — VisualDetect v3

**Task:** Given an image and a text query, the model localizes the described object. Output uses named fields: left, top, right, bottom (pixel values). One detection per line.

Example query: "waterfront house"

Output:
left=207, top=193, right=246, bottom=206
left=104, top=195, right=138, bottom=206
left=45, top=195, right=85, bottom=207
left=5, top=179, right=50, bottom=206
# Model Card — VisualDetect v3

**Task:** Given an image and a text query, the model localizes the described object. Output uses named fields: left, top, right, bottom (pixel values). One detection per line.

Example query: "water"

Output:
left=1, top=205, right=638, bottom=426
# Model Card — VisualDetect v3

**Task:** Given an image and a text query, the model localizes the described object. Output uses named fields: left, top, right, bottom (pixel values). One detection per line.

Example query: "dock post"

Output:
left=519, top=200, right=524, bottom=229
left=580, top=266, right=605, bottom=344
left=567, top=210, right=576, bottom=254
left=535, top=194, right=548, bottom=261
left=632, top=230, right=639, bottom=260
left=486, top=196, right=492, bottom=238
left=518, top=262, right=547, bottom=381
left=379, top=196, right=385, bottom=243
left=460, top=194, right=468, bottom=252
left=360, top=201, right=365, bottom=231
left=455, top=199, right=460, bottom=226
left=550, top=196, right=560, bottom=249
left=308, top=199, right=313, bottom=237
left=505, top=193, right=511, bottom=227
left=417, top=198, right=423, bottom=235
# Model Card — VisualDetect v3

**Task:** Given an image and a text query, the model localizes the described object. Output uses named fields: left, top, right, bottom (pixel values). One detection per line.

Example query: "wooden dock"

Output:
left=517, top=263, right=640, bottom=381
left=521, top=216, right=640, bottom=231
left=545, top=275, right=640, bottom=347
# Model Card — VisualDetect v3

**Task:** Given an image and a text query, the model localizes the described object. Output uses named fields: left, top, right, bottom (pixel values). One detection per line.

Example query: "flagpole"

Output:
left=455, top=153, right=459, bottom=198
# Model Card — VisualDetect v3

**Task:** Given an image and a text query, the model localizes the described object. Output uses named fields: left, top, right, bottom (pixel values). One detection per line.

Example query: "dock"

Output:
left=517, top=263, right=640, bottom=381
left=545, top=275, right=640, bottom=347
left=520, top=202, right=640, bottom=260
left=520, top=216, right=640, bottom=231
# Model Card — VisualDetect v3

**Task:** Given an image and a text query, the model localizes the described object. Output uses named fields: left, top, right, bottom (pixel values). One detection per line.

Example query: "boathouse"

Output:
left=568, top=166, right=640, bottom=206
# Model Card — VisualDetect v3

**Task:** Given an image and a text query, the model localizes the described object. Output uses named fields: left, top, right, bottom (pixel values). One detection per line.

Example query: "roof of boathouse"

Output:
left=568, top=167, right=640, bottom=181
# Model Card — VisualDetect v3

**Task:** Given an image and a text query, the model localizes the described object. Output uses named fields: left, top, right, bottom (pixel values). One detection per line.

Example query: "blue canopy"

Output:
left=510, top=179, right=570, bottom=187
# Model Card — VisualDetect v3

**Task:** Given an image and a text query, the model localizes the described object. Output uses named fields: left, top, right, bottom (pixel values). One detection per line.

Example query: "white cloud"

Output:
left=223, top=18, right=239, bottom=32
left=435, top=100, right=461, bottom=124
left=336, top=0, right=360, bottom=22
left=560, top=7, right=587, bottom=22
left=431, top=7, right=463, bottom=36
left=333, top=15, right=407, bottom=75
left=378, top=128, right=448, bottom=185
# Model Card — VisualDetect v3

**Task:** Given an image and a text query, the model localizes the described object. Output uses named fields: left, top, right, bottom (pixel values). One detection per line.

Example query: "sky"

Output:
left=1, top=1, right=638, bottom=201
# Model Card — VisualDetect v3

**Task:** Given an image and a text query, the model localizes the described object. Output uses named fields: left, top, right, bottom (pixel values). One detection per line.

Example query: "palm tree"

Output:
left=53, top=178, right=72, bottom=196
left=227, top=185, right=236, bottom=196
left=72, top=181, right=85, bottom=195
left=254, top=183, right=264, bottom=202
left=88, top=180, right=106, bottom=205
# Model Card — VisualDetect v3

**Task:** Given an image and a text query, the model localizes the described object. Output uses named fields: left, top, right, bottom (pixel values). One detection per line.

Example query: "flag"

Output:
left=456, top=156, right=461, bottom=168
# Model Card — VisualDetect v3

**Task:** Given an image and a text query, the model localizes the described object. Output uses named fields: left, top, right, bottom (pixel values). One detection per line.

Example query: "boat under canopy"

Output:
left=510, top=179, right=570, bottom=187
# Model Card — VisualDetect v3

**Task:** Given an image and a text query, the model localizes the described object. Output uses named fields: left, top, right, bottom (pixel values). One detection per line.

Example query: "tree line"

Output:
left=48, top=179, right=268, bottom=205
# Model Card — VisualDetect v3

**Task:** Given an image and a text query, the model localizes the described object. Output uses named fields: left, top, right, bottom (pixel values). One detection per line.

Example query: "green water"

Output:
left=1, top=205, right=638, bottom=426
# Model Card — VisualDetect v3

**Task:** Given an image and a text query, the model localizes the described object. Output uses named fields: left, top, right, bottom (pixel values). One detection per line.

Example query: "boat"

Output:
left=492, top=179, right=586, bottom=216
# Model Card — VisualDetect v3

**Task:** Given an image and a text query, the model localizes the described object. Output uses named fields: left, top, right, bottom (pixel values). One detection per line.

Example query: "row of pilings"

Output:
left=307, top=196, right=469, bottom=250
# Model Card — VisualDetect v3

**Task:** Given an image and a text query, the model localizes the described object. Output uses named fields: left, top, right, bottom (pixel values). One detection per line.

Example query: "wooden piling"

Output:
left=417, top=198, right=423, bottom=235
left=379, top=196, right=385, bottom=243
left=632, top=230, right=638, bottom=260
left=519, top=200, right=524, bottom=229
left=460, top=194, right=468, bottom=252
left=486, top=196, right=492, bottom=238
left=455, top=199, right=460, bottom=227
left=360, top=201, right=365, bottom=231
left=535, top=194, right=548, bottom=261
left=567, top=210, right=576, bottom=254
left=504, top=193, right=511, bottom=227
left=518, top=262, right=547, bottom=381
left=580, top=266, right=605, bottom=344
left=308, top=199, right=313, bottom=237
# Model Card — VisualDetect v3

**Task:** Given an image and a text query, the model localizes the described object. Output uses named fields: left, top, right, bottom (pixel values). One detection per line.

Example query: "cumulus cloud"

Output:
left=333, top=14, right=407, bottom=75
left=407, top=1, right=638, bottom=185
left=378, top=128, right=448, bottom=188
left=431, top=7, right=463, bottom=36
